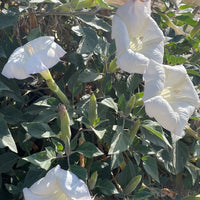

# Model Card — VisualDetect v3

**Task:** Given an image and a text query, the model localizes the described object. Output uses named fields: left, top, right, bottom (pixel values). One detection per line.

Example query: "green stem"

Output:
left=46, top=78, right=70, bottom=105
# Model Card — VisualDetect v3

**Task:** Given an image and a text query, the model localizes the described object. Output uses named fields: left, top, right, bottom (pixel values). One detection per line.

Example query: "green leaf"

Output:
left=97, top=179, right=119, bottom=196
left=110, top=153, right=124, bottom=170
left=75, top=26, right=98, bottom=54
left=76, top=142, right=103, bottom=158
left=78, top=69, right=103, bottom=83
left=70, top=165, right=88, bottom=182
left=23, top=147, right=56, bottom=170
left=118, top=94, right=126, bottom=112
left=142, top=120, right=171, bottom=148
left=95, top=0, right=110, bottom=9
left=22, top=122, right=56, bottom=138
left=108, top=127, right=132, bottom=154
left=0, top=152, right=19, bottom=173
left=91, top=127, right=106, bottom=139
left=0, top=8, right=19, bottom=29
left=0, top=82, right=12, bottom=91
left=27, top=27, right=42, bottom=41
left=124, top=175, right=142, bottom=195
left=142, top=156, right=159, bottom=183
left=77, top=14, right=111, bottom=32
left=0, top=114, right=18, bottom=153
left=174, top=140, right=189, bottom=174
left=101, top=97, right=118, bottom=112
left=68, top=72, right=82, bottom=97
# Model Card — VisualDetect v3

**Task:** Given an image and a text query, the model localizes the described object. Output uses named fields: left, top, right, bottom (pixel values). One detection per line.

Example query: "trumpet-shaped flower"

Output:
left=23, top=165, right=93, bottom=200
left=143, top=60, right=200, bottom=138
left=1, top=36, right=66, bottom=80
left=112, top=0, right=164, bottom=74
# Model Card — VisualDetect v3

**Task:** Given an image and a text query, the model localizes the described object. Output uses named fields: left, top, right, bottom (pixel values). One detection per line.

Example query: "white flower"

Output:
left=112, top=0, right=164, bottom=74
left=143, top=59, right=200, bottom=138
left=1, top=36, right=66, bottom=80
left=23, top=165, right=93, bottom=200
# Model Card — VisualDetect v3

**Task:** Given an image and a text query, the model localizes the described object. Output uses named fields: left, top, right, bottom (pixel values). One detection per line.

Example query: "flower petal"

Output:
left=55, top=166, right=92, bottom=200
left=115, top=0, right=150, bottom=39
left=1, top=46, right=30, bottom=79
left=143, top=60, right=165, bottom=101
left=23, top=165, right=93, bottom=200
left=144, top=96, right=182, bottom=135
left=117, top=49, right=149, bottom=74
left=111, top=15, right=130, bottom=57
left=163, top=64, right=200, bottom=108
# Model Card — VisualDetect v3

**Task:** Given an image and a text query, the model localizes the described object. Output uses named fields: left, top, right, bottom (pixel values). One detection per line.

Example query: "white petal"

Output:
left=25, top=48, right=60, bottom=75
left=170, top=101, right=195, bottom=137
left=23, top=165, right=92, bottom=200
left=116, top=0, right=150, bottom=38
left=111, top=15, right=130, bottom=57
left=144, top=96, right=179, bottom=134
left=163, top=64, right=200, bottom=108
left=27, top=36, right=55, bottom=53
left=55, top=166, right=92, bottom=200
left=143, top=60, right=165, bottom=101
left=139, top=17, right=164, bottom=63
left=117, top=49, right=149, bottom=74
left=1, top=46, right=30, bottom=79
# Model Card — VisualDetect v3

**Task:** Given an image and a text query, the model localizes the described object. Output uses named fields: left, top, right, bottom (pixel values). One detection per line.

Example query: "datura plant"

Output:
left=1, top=0, right=200, bottom=199
left=112, top=0, right=164, bottom=74
left=23, top=165, right=93, bottom=200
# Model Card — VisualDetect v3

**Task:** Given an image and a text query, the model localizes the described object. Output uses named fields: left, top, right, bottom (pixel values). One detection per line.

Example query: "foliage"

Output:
left=0, top=0, right=200, bottom=199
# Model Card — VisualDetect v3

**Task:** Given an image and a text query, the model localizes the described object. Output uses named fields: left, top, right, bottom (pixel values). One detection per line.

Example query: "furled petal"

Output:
left=143, top=60, right=165, bottom=101
left=23, top=165, right=93, bottom=200
left=112, top=0, right=164, bottom=74
left=1, top=36, right=66, bottom=80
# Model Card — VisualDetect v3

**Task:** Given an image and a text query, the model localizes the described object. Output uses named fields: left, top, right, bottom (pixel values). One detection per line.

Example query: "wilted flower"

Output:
left=23, top=165, right=93, bottom=200
left=1, top=36, right=66, bottom=79
left=143, top=60, right=200, bottom=138
left=112, top=0, right=164, bottom=74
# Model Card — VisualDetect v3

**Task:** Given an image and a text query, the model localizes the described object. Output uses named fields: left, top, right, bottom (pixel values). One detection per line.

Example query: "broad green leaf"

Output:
left=70, top=165, right=88, bottom=182
left=0, top=8, right=19, bottom=29
left=174, top=140, right=189, bottom=174
left=76, top=142, right=103, bottom=158
left=108, top=127, right=131, bottom=154
left=118, top=162, right=138, bottom=188
left=22, top=122, right=56, bottom=138
left=97, top=179, right=119, bottom=196
left=78, top=69, right=103, bottom=83
left=118, top=94, right=126, bottom=112
left=0, top=82, right=12, bottom=91
left=68, top=72, right=82, bottom=97
left=77, top=14, right=111, bottom=32
left=27, top=27, right=42, bottom=41
left=127, top=74, right=141, bottom=95
left=95, top=0, right=110, bottom=9
left=142, top=120, right=171, bottom=148
left=23, top=147, right=56, bottom=170
left=110, top=153, right=124, bottom=170
left=0, top=152, right=19, bottom=173
left=91, top=127, right=106, bottom=139
left=101, top=97, right=118, bottom=112
left=0, top=114, right=18, bottom=153
left=124, top=175, right=142, bottom=195
left=142, top=156, right=159, bottom=183
left=75, top=27, right=98, bottom=54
